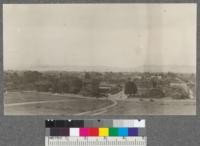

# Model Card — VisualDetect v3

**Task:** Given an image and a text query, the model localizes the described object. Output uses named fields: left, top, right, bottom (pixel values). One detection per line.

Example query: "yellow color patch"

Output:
left=99, top=128, right=109, bottom=136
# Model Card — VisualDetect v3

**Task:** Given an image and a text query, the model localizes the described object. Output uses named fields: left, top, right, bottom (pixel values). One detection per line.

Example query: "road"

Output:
left=4, top=91, right=117, bottom=115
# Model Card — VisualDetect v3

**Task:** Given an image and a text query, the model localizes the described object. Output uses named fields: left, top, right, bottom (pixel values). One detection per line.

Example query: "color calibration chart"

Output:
left=45, top=119, right=147, bottom=146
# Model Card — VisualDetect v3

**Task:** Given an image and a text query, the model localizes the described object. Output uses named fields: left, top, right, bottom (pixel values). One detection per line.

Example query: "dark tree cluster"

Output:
left=4, top=71, right=83, bottom=94
left=124, top=81, right=137, bottom=97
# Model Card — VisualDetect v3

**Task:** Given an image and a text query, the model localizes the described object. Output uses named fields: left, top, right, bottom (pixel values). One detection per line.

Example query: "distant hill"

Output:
left=23, top=65, right=134, bottom=72
left=5, top=65, right=196, bottom=73
left=134, top=65, right=196, bottom=73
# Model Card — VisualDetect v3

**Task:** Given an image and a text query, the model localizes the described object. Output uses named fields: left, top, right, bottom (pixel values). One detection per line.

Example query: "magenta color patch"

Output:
left=80, top=128, right=89, bottom=136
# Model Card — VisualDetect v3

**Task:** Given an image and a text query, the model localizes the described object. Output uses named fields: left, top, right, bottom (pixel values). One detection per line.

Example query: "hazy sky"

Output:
left=3, top=4, right=196, bottom=70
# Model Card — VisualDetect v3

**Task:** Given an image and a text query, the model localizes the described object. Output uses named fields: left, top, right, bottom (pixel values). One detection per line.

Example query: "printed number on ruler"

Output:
left=45, top=136, right=147, bottom=146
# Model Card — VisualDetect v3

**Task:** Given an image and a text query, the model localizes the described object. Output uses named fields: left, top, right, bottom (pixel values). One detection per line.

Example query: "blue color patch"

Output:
left=128, top=128, right=138, bottom=136
left=118, top=128, right=128, bottom=136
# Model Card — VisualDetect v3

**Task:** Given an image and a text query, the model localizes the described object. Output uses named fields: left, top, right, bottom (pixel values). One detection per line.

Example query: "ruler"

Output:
left=45, top=136, right=147, bottom=146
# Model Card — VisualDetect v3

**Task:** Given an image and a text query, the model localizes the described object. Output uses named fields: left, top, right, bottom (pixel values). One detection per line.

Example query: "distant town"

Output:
left=4, top=70, right=196, bottom=100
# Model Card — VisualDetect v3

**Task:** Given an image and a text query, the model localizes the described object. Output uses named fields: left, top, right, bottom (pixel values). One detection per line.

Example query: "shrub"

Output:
left=166, top=86, right=189, bottom=99
left=146, top=88, right=165, bottom=98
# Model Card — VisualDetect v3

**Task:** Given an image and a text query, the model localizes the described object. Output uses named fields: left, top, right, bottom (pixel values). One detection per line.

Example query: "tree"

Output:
left=23, top=71, right=42, bottom=84
left=84, top=72, right=91, bottom=79
left=124, top=81, right=137, bottom=97
left=70, top=77, right=83, bottom=94
left=59, top=80, right=70, bottom=93
left=51, top=77, right=60, bottom=93
left=152, top=80, right=157, bottom=88
left=91, top=79, right=100, bottom=97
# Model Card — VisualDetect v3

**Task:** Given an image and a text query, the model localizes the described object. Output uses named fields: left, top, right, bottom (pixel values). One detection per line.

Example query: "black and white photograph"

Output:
left=3, top=4, right=196, bottom=115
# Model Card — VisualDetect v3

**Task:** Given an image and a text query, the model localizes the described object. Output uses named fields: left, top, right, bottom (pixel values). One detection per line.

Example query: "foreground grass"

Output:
left=4, top=91, right=113, bottom=115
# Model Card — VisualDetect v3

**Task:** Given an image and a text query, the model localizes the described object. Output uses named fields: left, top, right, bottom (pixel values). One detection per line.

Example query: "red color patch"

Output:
left=89, top=128, right=99, bottom=136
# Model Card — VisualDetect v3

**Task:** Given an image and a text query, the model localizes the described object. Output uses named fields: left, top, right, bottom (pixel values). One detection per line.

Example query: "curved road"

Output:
left=4, top=91, right=119, bottom=115
left=4, top=90, right=195, bottom=115
left=75, top=99, right=118, bottom=115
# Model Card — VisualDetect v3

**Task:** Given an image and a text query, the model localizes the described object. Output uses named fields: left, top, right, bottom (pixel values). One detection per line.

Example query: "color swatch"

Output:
left=99, top=128, right=109, bottom=136
left=109, top=128, right=118, bottom=136
left=46, top=119, right=145, bottom=137
left=48, top=127, right=140, bottom=137
left=118, top=128, right=128, bottom=136
left=46, top=119, right=145, bottom=128
left=45, top=120, right=147, bottom=146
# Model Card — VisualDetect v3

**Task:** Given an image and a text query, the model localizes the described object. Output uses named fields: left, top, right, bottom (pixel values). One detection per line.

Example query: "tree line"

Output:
left=4, top=71, right=121, bottom=97
left=5, top=70, right=192, bottom=99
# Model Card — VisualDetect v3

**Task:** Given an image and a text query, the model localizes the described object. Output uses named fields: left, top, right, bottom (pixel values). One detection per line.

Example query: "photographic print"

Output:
left=3, top=4, right=196, bottom=115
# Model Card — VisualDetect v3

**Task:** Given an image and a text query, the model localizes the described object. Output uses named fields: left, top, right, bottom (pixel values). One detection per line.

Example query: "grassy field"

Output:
left=104, top=98, right=196, bottom=115
left=4, top=92, right=113, bottom=115
left=4, top=91, right=196, bottom=115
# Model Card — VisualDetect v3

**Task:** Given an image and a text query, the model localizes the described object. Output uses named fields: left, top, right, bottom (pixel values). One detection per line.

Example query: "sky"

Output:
left=3, top=4, right=196, bottom=70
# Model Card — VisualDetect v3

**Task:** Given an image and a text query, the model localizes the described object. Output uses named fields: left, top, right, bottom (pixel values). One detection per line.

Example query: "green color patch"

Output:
left=109, top=128, right=118, bottom=136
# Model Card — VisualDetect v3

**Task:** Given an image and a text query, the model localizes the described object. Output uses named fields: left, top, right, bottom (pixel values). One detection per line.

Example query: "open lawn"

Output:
left=4, top=91, right=196, bottom=115
left=4, top=92, right=113, bottom=115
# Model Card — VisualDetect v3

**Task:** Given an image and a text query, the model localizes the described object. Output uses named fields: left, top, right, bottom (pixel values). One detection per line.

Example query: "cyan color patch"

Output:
left=118, top=128, right=128, bottom=136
